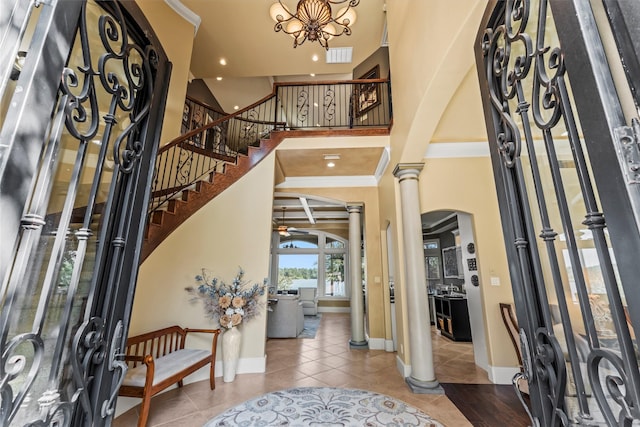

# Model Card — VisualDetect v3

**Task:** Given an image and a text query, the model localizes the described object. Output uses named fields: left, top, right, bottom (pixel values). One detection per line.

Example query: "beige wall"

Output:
left=419, top=156, right=517, bottom=368
left=134, top=153, right=275, bottom=362
left=273, top=134, right=391, bottom=343
left=380, top=0, right=487, bottom=367
left=276, top=185, right=387, bottom=341
left=379, top=0, right=519, bottom=374
left=136, top=0, right=194, bottom=145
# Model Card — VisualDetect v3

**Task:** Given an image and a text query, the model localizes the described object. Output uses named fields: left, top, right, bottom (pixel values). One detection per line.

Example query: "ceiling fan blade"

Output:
left=287, top=227, right=309, bottom=234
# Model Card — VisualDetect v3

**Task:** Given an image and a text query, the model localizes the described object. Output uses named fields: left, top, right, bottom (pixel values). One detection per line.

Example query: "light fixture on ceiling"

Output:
left=324, top=153, right=339, bottom=167
left=269, top=0, right=359, bottom=50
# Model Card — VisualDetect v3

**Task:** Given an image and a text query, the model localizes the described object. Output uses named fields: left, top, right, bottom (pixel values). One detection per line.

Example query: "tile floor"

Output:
left=114, top=313, right=492, bottom=426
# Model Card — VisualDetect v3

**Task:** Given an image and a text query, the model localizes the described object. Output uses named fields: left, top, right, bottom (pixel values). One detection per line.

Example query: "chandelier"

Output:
left=269, top=0, right=359, bottom=50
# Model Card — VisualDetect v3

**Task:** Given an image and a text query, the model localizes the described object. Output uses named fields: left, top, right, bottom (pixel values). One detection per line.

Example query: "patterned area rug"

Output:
left=298, top=314, right=321, bottom=339
left=204, top=387, right=443, bottom=426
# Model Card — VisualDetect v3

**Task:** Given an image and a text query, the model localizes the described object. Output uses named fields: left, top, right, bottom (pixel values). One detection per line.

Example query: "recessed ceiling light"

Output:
left=216, top=76, right=223, bottom=81
left=312, top=54, right=319, bottom=62
left=327, top=162, right=336, bottom=168
left=310, top=73, right=316, bottom=77
left=234, top=105, right=239, bottom=110
left=313, top=102, right=318, bottom=107
left=219, top=58, right=227, bottom=66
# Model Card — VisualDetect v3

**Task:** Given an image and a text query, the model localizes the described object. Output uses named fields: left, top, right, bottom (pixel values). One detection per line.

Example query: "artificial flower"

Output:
left=186, top=267, right=268, bottom=330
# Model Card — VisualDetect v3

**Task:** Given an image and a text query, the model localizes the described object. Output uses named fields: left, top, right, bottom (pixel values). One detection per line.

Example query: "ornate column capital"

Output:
left=393, top=163, right=424, bottom=181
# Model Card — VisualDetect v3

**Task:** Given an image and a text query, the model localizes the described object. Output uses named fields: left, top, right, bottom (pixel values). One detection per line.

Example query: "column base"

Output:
left=349, top=339, right=368, bottom=349
left=405, top=376, right=444, bottom=394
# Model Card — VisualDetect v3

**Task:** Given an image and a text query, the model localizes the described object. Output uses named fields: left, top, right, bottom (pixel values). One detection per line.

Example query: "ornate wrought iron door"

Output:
left=476, top=0, right=640, bottom=425
left=0, top=0, right=169, bottom=425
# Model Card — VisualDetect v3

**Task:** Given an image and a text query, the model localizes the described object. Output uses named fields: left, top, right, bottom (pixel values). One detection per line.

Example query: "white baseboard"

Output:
left=396, top=355, right=411, bottom=378
left=114, top=355, right=266, bottom=418
left=318, top=307, right=351, bottom=313
left=235, top=355, right=267, bottom=376
left=488, top=365, right=519, bottom=385
left=384, top=339, right=395, bottom=352
left=368, top=338, right=385, bottom=350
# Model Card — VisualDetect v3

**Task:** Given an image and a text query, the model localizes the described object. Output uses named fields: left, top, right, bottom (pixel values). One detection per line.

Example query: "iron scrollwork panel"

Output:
left=0, top=0, right=164, bottom=425
left=478, top=0, right=640, bottom=425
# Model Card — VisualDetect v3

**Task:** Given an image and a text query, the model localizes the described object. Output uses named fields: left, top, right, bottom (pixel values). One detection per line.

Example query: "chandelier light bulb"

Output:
left=323, top=23, right=336, bottom=40
left=286, top=19, right=304, bottom=37
left=336, top=7, right=356, bottom=27
left=269, top=3, right=290, bottom=22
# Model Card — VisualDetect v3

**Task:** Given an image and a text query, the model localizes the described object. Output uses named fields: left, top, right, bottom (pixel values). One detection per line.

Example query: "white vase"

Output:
left=222, top=326, right=241, bottom=382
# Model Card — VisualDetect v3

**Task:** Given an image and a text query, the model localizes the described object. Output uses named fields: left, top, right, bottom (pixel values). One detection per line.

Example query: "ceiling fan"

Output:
left=274, top=207, right=309, bottom=237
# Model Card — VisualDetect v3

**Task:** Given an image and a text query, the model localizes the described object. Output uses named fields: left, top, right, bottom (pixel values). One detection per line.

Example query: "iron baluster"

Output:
left=323, top=86, right=336, bottom=124
left=296, top=89, right=309, bottom=127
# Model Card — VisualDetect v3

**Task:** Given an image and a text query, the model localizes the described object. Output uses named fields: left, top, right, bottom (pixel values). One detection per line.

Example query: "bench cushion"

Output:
left=123, top=349, right=211, bottom=388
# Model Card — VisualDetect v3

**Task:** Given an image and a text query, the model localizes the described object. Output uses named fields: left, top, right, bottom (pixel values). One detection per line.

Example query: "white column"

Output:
left=393, top=163, right=442, bottom=394
left=348, top=203, right=367, bottom=348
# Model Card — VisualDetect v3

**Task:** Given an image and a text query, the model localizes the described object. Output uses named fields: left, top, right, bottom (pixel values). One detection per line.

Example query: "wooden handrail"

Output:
left=185, top=94, right=227, bottom=116
left=164, top=78, right=392, bottom=153
left=160, top=91, right=279, bottom=154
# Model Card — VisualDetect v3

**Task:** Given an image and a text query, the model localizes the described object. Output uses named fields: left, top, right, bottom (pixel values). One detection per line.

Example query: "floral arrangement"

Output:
left=185, top=267, right=267, bottom=329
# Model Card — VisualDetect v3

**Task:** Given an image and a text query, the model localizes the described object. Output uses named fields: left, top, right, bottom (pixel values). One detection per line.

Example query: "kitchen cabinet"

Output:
left=434, top=296, right=472, bottom=341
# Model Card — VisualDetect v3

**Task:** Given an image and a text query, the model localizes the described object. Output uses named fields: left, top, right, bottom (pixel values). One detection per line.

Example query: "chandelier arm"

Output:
left=275, top=0, right=296, bottom=21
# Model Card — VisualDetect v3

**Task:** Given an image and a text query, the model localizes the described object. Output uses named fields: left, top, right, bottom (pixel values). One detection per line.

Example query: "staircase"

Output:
left=142, top=134, right=280, bottom=261
left=141, top=78, right=393, bottom=262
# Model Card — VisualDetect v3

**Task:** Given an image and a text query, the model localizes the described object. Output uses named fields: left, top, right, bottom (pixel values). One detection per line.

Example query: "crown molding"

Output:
left=424, top=141, right=490, bottom=158
left=275, top=175, right=378, bottom=189
left=164, top=0, right=201, bottom=36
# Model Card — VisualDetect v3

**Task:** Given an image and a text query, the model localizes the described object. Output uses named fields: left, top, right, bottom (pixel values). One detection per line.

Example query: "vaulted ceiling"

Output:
left=172, top=0, right=389, bottom=232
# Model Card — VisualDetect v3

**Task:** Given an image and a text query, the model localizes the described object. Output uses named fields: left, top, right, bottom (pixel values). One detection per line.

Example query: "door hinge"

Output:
left=615, top=118, right=640, bottom=184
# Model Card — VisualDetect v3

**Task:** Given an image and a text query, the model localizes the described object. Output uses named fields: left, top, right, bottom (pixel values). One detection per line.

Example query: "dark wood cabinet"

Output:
left=434, top=296, right=472, bottom=341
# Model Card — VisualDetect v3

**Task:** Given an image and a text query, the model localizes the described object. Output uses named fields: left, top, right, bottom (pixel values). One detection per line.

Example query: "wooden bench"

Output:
left=118, top=325, right=221, bottom=427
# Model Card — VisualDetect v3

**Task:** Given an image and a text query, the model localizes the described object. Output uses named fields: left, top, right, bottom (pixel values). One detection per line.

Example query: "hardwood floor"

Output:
left=441, top=383, right=530, bottom=427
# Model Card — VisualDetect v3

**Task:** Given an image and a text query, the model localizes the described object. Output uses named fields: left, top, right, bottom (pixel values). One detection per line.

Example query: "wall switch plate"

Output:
left=490, top=276, right=500, bottom=286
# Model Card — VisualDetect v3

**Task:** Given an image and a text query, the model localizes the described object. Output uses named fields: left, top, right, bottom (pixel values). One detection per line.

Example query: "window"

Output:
left=278, top=235, right=318, bottom=249
left=273, top=231, right=348, bottom=298
left=326, top=237, right=345, bottom=249
left=277, top=254, right=318, bottom=292
left=324, top=254, right=346, bottom=296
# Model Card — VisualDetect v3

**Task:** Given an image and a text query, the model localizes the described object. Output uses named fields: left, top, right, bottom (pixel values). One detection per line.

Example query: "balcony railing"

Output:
left=150, top=79, right=391, bottom=214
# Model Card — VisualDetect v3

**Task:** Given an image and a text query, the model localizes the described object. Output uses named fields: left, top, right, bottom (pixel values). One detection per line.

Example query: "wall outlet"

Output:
left=490, top=276, right=500, bottom=286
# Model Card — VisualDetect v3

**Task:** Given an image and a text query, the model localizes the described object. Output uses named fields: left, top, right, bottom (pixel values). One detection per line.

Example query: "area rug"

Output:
left=203, top=387, right=443, bottom=426
left=297, top=314, right=321, bottom=339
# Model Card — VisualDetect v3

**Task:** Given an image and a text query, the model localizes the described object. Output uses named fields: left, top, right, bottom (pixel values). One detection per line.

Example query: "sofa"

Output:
left=267, top=295, right=304, bottom=338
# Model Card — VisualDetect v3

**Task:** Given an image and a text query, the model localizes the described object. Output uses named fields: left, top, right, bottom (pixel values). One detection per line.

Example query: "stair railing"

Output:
left=149, top=78, right=391, bottom=214
left=181, top=95, right=228, bottom=135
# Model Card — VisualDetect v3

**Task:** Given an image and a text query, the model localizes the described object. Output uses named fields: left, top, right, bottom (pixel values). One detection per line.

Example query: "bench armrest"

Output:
left=123, top=354, right=155, bottom=389
left=124, top=354, right=154, bottom=365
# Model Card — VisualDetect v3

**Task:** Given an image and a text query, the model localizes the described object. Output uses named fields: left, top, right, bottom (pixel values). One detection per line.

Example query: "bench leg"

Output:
left=209, top=361, right=215, bottom=390
left=137, top=391, right=153, bottom=427
left=178, top=380, right=184, bottom=388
